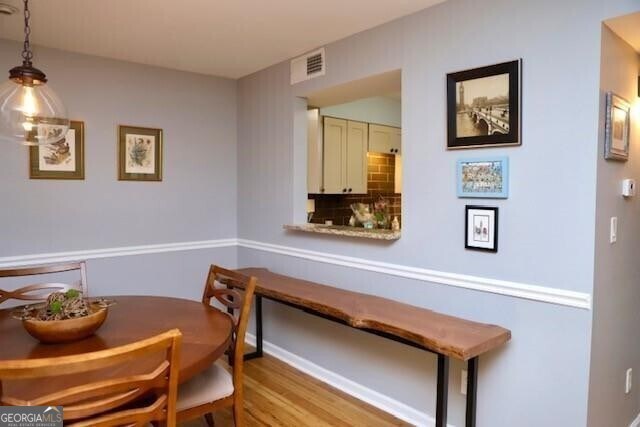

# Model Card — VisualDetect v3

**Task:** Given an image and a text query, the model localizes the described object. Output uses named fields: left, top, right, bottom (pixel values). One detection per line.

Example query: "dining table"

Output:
left=0, top=295, right=234, bottom=401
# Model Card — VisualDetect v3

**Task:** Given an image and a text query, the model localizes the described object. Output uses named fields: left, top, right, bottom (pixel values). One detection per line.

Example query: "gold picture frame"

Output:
left=118, top=125, right=163, bottom=181
left=29, top=121, right=85, bottom=180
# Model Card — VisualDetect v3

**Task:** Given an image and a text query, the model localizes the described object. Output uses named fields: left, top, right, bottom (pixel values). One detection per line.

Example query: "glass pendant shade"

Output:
left=0, top=77, right=69, bottom=146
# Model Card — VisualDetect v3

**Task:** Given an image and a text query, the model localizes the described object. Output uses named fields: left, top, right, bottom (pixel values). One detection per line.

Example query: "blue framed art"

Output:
left=457, top=157, right=509, bottom=198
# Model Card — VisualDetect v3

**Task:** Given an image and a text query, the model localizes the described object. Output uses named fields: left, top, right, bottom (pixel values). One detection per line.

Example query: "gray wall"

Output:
left=0, top=39, right=238, bottom=297
left=588, top=25, right=640, bottom=427
left=236, top=0, right=638, bottom=425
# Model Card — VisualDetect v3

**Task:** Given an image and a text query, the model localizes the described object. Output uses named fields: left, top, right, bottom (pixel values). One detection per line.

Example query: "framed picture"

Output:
left=457, top=157, right=509, bottom=198
left=465, top=205, right=498, bottom=252
left=604, top=92, right=631, bottom=161
left=447, top=60, right=521, bottom=149
left=118, top=125, right=163, bottom=181
left=29, top=121, right=84, bottom=180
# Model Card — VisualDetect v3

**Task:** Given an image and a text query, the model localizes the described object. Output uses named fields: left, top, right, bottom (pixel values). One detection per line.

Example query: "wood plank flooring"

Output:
left=180, top=353, right=412, bottom=427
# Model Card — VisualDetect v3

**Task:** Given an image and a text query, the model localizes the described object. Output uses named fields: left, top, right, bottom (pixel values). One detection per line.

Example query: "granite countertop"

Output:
left=283, top=223, right=401, bottom=241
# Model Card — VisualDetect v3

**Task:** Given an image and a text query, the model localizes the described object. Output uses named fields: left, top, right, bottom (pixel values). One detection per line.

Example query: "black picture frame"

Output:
left=447, top=60, right=521, bottom=149
left=465, top=205, right=499, bottom=252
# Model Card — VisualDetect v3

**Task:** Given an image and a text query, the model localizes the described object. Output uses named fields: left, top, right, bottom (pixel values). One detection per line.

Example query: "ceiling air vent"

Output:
left=291, top=48, right=325, bottom=85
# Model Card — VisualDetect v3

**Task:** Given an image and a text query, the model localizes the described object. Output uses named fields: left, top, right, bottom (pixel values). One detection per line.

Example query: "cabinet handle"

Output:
left=348, top=188, right=352, bottom=192
left=342, top=188, right=347, bottom=193
left=390, top=148, right=394, bottom=153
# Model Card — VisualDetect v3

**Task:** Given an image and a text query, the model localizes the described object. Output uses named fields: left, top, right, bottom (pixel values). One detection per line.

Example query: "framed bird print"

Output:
left=118, top=125, right=163, bottom=181
left=29, top=120, right=85, bottom=180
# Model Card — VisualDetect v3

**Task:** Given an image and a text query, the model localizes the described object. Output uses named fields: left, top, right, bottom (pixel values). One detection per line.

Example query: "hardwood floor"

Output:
left=180, top=353, right=411, bottom=427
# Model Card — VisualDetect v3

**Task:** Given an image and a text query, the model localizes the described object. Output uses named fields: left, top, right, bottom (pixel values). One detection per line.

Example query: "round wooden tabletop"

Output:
left=0, top=296, right=234, bottom=399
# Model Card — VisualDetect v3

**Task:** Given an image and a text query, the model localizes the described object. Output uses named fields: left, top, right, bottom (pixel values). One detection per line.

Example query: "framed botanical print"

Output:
left=604, top=92, right=631, bottom=161
left=457, top=157, right=509, bottom=198
left=29, top=120, right=84, bottom=180
left=118, top=125, right=163, bottom=181
left=447, top=60, right=521, bottom=149
left=465, top=205, right=498, bottom=252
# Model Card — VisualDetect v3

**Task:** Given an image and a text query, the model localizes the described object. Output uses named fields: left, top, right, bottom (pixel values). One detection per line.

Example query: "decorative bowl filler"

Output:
left=12, top=290, right=115, bottom=343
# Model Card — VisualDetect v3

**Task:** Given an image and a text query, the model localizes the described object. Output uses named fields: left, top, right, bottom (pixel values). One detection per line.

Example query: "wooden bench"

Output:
left=230, top=268, right=511, bottom=427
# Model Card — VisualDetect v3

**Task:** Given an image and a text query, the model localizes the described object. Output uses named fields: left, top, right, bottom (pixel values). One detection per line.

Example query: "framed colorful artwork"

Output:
left=29, top=120, right=85, bottom=180
left=118, top=125, right=163, bottom=181
left=447, top=60, right=521, bottom=149
left=457, top=157, right=509, bottom=198
left=465, top=205, right=498, bottom=252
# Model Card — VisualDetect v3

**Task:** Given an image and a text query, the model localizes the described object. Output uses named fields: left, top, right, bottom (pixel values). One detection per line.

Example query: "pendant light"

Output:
left=0, top=0, right=69, bottom=146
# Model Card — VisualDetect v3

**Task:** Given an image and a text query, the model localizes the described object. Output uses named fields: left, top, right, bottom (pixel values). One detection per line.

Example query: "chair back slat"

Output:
left=0, top=262, right=88, bottom=306
left=0, top=329, right=182, bottom=427
left=202, top=265, right=257, bottom=395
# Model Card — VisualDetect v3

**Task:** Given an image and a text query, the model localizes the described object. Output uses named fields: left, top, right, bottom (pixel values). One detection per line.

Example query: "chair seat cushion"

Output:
left=177, top=362, right=235, bottom=412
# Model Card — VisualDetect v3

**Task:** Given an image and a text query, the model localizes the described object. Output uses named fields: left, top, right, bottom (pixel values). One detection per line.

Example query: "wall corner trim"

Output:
left=631, top=411, right=640, bottom=427
left=237, top=239, right=592, bottom=310
left=245, top=332, right=448, bottom=427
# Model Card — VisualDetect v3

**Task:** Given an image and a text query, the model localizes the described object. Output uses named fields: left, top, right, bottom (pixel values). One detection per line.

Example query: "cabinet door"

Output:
left=323, top=117, right=347, bottom=194
left=391, top=127, right=401, bottom=155
left=346, top=121, right=368, bottom=194
left=368, top=124, right=392, bottom=154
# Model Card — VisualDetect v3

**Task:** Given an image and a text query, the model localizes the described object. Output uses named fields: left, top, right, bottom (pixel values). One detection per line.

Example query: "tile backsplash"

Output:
left=309, top=153, right=401, bottom=227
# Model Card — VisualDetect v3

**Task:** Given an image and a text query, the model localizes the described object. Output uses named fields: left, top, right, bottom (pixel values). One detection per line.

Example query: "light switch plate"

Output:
left=610, top=217, right=618, bottom=244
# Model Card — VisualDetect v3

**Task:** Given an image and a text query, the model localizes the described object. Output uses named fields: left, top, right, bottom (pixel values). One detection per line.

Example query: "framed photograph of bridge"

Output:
left=447, top=60, right=521, bottom=149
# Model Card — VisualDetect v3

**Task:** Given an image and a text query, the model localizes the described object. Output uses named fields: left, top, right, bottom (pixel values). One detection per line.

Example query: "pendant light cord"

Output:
left=21, top=0, right=33, bottom=66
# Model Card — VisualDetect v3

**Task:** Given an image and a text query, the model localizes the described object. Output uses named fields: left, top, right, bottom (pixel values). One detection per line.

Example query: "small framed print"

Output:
left=604, top=92, right=631, bottom=161
left=118, top=125, right=163, bottom=181
left=29, top=121, right=84, bottom=180
left=465, top=206, right=498, bottom=252
left=447, top=60, right=521, bottom=149
left=457, top=157, right=509, bottom=198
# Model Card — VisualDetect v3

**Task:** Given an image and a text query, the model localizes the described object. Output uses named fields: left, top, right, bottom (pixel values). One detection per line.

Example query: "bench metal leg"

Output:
left=466, top=357, right=478, bottom=427
left=436, top=354, right=449, bottom=427
left=244, top=295, right=263, bottom=360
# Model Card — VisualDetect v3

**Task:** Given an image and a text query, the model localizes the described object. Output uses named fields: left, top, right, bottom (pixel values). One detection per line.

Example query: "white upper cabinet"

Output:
left=322, top=117, right=347, bottom=194
left=368, top=124, right=401, bottom=155
left=346, top=120, right=368, bottom=194
left=321, top=117, right=368, bottom=194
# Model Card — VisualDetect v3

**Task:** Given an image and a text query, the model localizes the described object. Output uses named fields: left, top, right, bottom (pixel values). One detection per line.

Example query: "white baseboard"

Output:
left=630, top=411, right=640, bottom=427
left=245, top=332, right=455, bottom=427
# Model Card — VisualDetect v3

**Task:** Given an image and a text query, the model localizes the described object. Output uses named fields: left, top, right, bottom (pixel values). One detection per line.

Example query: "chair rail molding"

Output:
left=0, top=238, right=591, bottom=309
left=0, top=239, right=238, bottom=268
left=237, top=239, right=592, bottom=310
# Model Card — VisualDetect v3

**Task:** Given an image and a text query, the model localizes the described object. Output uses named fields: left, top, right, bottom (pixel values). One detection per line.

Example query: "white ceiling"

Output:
left=606, top=12, right=640, bottom=53
left=0, top=0, right=444, bottom=79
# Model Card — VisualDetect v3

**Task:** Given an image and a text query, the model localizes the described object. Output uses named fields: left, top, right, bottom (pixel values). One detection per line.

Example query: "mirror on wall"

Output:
left=305, top=70, right=402, bottom=232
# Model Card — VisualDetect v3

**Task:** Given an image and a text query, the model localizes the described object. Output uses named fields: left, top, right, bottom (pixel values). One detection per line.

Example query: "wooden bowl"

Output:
left=22, top=303, right=109, bottom=344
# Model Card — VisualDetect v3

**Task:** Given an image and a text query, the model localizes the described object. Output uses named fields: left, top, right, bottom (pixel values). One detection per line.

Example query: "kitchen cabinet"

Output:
left=369, top=124, right=401, bottom=155
left=322, top=117, right=367, bottom=194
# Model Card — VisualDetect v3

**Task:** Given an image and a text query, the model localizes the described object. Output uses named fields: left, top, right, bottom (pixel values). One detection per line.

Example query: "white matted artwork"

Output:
left=465, top=206, right=498, bottom=252
left=38, top=128, right=77, bottom=172
left=125, top=134, right=156, bottom=174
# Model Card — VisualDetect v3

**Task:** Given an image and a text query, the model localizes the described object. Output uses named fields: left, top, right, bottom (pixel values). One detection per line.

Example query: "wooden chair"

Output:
left=176, top=265, right=257, bottom=427
left=0, top=329, right=182, bottom=427
left=0, top=261, right=88, bottom=306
